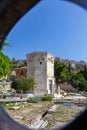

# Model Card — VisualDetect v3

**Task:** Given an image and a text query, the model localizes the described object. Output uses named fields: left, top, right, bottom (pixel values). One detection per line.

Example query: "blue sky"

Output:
left=4, top=0, right=87, bottom=62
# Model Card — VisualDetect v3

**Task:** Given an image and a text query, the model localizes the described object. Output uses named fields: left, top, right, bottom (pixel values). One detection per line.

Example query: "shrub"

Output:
left=1, top=102, right=7, bottom=107
left=27, top=96, right=43, bottom=103
left=42, top=96, right=52, bottom=101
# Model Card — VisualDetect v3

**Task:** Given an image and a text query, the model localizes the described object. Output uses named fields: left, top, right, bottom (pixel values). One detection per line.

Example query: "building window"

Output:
left=40, top=62, right=42, bottom=64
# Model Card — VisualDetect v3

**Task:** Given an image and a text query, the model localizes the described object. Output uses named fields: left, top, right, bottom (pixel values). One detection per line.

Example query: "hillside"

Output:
left=12, top=57, right=87, bottom=69
left=55, top=57, right=87, bottom=69
left=58, top=82, right=79, bottom=93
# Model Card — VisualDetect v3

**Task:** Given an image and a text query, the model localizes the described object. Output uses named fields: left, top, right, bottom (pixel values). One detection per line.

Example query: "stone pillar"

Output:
left=58, top=86, right=61, bottom=95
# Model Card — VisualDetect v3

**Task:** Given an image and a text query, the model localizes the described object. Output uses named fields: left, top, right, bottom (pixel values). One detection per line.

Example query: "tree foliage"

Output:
left=0, top=39, right=12, bottom=51
left=0, top=51, right=12, bottom=78
left=11, top=77, right=35, bottom=93
left=71, top=73, right=87, bottom=91
left=54, top=61, right=87, bottom=91
left=54, top=61, right=67, bottom=83
left=78, top=65, right=87, bottom=80
left=0, top=39, right=12, bottom=78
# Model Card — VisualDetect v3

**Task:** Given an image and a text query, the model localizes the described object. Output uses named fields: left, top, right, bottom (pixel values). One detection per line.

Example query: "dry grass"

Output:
left=2, top=99, right=87, bottom=129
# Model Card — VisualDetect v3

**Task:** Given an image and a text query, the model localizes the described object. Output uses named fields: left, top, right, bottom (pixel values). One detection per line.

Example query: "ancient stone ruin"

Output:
left=26, top=52, right=55, bottom=95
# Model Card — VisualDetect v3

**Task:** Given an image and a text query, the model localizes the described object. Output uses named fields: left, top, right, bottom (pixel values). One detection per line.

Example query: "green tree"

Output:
left=0, top=51, right=12, bottom=78
left=68, top=62, right=71, bottom=72
left=66, top=71, right=73, bottom=81
left=71, top=73, right=87, bottom=91
left=59, top=72, right=67, bottom=82
left=54, top=61, right=87, bottom=91
left=11, top=77, right=35, bottom=98
left=0, top=39, right=12, bottom=78
left=0, top=39, right=12, bottom=51
left=54, top=61, right=67, bottom=83
left=79, top=65, right=87, bottom=80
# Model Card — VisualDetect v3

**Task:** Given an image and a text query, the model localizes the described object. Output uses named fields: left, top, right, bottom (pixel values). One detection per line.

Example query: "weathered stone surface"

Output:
left=48, top=105, right=58, bottom=113
left=28, top=120, right=48, bottom=129
left=27, top=52, right=55, bottom=95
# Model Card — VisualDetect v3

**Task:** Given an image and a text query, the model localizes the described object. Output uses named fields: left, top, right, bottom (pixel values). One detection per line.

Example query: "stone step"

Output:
left=40, top=120, right=48, bottom=128
left=28, top=120, right=48, bottom=129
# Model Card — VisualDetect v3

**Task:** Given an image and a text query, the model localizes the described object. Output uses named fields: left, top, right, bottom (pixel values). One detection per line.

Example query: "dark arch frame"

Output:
left=0, top=0, right=41, bottom=48
left=0, top=0, right=87, bottom=130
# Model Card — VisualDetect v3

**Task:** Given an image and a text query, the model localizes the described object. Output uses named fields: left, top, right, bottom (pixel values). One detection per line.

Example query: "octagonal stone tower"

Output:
left=26, top=52, right=55, bottom=95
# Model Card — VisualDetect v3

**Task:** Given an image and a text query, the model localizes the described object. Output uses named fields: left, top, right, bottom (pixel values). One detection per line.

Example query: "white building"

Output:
left=26, top=52, right=55, bottom=95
